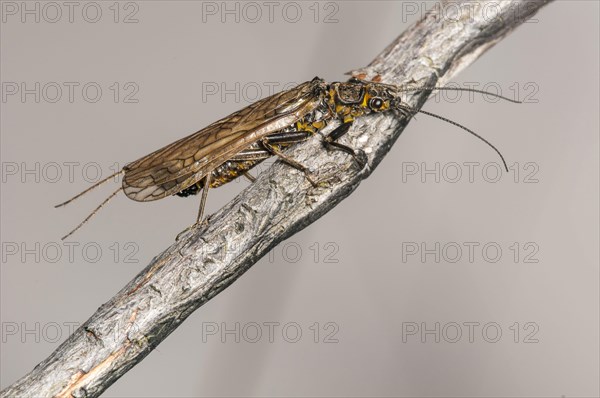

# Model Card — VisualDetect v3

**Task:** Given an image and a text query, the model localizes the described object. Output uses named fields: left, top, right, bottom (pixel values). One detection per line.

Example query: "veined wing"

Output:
left=123, top=78, right=326, bottom=202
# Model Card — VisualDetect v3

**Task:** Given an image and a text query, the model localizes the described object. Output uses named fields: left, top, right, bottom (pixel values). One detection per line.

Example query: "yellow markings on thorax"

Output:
left=312, top=120, right=325, bottom=129
left=361, top=92, right=372, bottom=108
left=296, top=118, right=326, bottom=133
left=335, top=104, right=349, bottom=116
left=296, top=120, right=314, bottom=133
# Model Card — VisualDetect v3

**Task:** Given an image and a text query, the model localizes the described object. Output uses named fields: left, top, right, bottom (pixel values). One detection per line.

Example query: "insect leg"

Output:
left=175, top=174, right=213, bottom=241
left=229, top=132, right=310, bottom=184
left=263, top=130, right=312, bottom=144
left=260, top=138, right=317, bottom=187
left=196, top=173, right=212, bottom=224
left=327, top=121, right=353, bottom=141
left=243, top=172, right=256, bottom=183
left=229, top=148, right=271, bottom=161
left=322, top=122, right=366, bottom=168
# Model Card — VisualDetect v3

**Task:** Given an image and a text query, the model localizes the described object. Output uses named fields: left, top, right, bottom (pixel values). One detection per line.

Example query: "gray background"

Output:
left=1, top=1, right=598, bottom=397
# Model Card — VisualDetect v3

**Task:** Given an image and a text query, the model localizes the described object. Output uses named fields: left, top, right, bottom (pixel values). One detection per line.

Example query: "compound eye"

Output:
left=369, top=97, right=384, bottom=110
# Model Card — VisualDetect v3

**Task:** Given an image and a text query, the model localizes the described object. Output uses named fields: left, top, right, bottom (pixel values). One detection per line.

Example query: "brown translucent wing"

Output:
left=122, top=79, right=325, bottom=202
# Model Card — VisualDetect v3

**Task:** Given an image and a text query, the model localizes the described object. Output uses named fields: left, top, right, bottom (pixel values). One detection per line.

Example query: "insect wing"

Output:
left=122, top=79, right=325, bottom=202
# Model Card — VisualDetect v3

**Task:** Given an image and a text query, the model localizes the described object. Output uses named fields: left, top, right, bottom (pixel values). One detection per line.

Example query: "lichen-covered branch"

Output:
left=1, top=1, right=552, bottom=397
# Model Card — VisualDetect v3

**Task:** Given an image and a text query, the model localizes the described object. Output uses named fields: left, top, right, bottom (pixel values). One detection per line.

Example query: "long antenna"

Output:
left=397, top=86, right=522, bottom=104
left=397, top=103, right=509, bottom=172
left=55, top=170, right=124, bottom=208
left=60, top=187, right=123, bottom=240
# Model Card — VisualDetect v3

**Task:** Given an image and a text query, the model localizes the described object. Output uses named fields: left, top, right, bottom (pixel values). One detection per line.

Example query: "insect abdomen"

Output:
left=175, top=158, right=264, bottom=197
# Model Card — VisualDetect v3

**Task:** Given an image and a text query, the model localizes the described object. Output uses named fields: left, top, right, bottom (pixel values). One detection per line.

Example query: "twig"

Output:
left=1, top=1, right=552, bottom=397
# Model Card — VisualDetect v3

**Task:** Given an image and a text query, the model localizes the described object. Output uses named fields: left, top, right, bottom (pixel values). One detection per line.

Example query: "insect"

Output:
left=56, top=76, right=519, bottom=240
